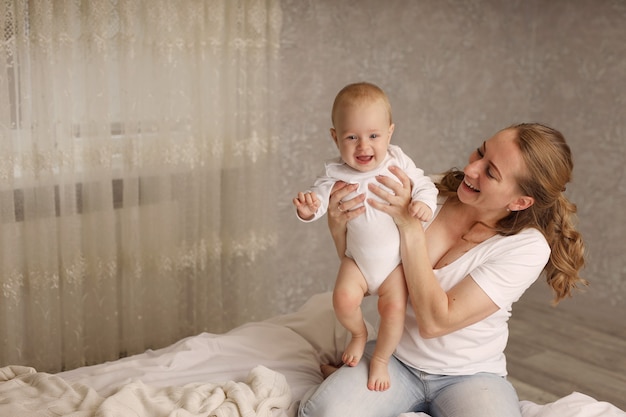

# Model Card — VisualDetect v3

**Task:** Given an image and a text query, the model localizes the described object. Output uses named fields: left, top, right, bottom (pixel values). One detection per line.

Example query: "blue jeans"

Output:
left=299, top=341, right=522, bottom=417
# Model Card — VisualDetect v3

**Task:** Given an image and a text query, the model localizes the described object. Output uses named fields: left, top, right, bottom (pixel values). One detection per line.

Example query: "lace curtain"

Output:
left=0, top=0, right=282, bottom=372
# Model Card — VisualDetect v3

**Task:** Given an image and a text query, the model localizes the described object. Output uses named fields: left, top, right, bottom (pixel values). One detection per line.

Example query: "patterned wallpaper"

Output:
left=274, top=0, right=626, bottom=319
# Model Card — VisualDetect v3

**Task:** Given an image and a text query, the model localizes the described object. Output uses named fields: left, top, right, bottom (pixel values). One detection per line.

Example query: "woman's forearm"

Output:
left=330, top=223, right=347, bottom=259
left=399, top=222, right=450, bottom=338
left=326, top=182, right=364, bottom=260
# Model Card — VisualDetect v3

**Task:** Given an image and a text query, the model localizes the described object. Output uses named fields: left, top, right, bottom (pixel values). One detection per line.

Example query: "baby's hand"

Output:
left=409, top=201, right=433, bottom=222
left=293, top=191, right=321, bottom=221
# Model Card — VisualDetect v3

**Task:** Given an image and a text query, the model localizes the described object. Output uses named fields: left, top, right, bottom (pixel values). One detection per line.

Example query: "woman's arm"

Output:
left=368, top=167, right=498, bottom=338
left=399, top=221, right=498, bottom=338
left=326, top=181, right=366, bottom=259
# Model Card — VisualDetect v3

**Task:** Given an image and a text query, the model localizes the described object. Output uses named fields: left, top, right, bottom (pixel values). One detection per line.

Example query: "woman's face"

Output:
left=458, top=128, right=533, bottom=216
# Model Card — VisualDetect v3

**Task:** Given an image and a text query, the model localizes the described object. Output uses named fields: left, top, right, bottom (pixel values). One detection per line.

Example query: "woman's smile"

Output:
left=463, top=179, right=479, bottom=192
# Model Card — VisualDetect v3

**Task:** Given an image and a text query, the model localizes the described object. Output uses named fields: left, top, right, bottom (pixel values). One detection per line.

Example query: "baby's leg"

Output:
left=333, top=257, right=369, bottom=367
left=368, top=265, right=407, bottom=391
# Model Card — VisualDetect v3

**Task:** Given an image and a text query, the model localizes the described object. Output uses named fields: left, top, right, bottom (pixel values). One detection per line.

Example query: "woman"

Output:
left=298, top=123, right=586, bottom=417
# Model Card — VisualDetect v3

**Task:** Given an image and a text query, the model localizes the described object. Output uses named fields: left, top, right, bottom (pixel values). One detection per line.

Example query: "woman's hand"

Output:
left=367, top=166, right=417, bottom=229
left=328, top=181, right=365, bottom=222
left=327, top=181, right=365, bottom=259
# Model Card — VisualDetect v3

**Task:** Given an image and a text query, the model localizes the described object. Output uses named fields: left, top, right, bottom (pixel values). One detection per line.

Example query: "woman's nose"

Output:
left=464, top=160, right=481, bottom=177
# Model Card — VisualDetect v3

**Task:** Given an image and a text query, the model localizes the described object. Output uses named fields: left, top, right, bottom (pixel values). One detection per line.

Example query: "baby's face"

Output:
left=331, top=100, right=394, bottom=173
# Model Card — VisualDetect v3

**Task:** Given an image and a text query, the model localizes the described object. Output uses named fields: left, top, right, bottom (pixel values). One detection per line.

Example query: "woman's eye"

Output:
left=477, top=147, right=495, bottom=178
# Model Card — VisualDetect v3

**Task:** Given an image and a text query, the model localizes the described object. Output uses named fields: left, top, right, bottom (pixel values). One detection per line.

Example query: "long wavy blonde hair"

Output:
left=438, top=123, right=587, bottom=304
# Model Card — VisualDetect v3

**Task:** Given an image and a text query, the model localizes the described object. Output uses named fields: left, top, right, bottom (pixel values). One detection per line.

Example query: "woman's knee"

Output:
left=301, top=350, right=425, bottom=417
left=298, top=364, right=369, bottom=417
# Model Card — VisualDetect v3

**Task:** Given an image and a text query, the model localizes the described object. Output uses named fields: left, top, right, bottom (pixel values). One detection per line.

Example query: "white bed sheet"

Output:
left=1, top=292, right=624, bottom=417
left=56, top=292, right=353, bottom=417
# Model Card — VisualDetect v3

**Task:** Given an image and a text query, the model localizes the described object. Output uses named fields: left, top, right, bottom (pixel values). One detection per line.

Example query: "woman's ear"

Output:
left=508, top=195, right=535, bottom=212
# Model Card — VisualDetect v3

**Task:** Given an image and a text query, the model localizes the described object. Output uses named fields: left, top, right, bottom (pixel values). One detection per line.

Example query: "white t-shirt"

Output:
left=394, top=198, right=551, bottom=376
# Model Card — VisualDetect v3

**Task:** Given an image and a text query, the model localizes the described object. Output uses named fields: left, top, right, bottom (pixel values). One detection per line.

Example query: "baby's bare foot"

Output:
left=367, top=357, right=391, bottom=391
left=342, top=333, right=368, bottom=366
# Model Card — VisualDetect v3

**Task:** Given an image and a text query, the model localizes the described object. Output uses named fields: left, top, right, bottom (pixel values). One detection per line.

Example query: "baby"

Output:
left=293, top=82, right=437, bottom=391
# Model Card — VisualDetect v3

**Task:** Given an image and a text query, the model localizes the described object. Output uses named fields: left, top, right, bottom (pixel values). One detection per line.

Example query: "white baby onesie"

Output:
left=300, top=144, right=437, bottom=294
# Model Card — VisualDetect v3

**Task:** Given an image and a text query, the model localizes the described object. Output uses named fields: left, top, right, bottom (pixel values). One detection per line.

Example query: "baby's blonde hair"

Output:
left=331, top=82, right=393, bottom=127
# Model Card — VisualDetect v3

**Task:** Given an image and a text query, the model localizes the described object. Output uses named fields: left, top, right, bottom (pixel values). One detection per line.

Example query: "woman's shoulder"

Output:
left=488, top=227, right=550, bottom=261
left=504, top=226, right=548, bottom=243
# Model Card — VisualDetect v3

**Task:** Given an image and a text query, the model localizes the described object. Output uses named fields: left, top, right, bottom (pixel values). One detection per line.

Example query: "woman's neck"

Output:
left=444, top=197, right=501, bottom=242
left=427, top=196, right=500, bottom=269
left=447, top=196, right=505, bottom=229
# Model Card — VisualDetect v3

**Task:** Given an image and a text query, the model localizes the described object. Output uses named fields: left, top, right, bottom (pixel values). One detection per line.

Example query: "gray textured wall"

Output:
left=274, top=0, right=625, bottom=321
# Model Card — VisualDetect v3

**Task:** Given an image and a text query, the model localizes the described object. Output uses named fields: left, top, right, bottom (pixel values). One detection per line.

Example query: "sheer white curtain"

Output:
left=0, top=0, right=282, bottom=372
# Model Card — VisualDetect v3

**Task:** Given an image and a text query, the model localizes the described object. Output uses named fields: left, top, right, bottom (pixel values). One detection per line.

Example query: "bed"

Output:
left=1, top=292, right=624, bottom=417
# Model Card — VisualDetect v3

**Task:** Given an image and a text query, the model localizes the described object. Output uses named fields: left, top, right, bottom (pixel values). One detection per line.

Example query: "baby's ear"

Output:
left=330, top=127, right=338, bottom=145
left=388, top=123, right=395, bottom=139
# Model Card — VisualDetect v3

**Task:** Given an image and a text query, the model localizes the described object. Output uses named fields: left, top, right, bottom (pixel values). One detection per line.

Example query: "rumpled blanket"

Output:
left=0, top=364, right=291, bottom=417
